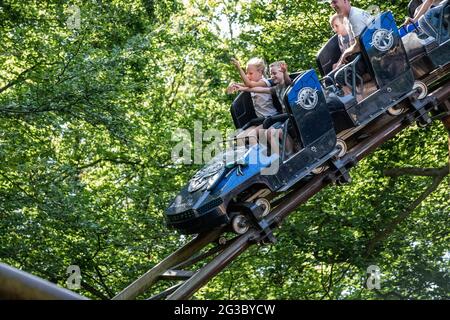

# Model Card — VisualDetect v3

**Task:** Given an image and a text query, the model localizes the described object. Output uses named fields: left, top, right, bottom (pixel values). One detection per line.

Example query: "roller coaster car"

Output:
left=317, top=11, right=420, bottom=134
left=318, top=9, right=449, bottom=133
left=165, top=11, right=448, bottom=235
left=165, top=68, right=340, bottom=235
left=401, top=0, right=450, bottom=79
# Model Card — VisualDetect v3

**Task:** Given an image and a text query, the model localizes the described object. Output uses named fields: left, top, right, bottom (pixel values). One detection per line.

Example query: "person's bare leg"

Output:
left=342, top=85, right=352, bottom=95
left=236, top=124, right=262, bottom=146
left=268, top=128, right=279, bottom=155
left=284, top=133, right=294, bottom=155
left=248, top=124, right=263, bottom=145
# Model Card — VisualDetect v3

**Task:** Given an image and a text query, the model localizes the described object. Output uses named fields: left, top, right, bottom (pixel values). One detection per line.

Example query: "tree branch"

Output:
left=93, top=265, right=114, bottom=298
left=319, top=263, right=335, bottom=300
left=76, top=158, right=142, bottom=171
left=384, top=167, right=449, bottom=178
left=366, top=172, right=448, bottom=255
left=0, top=171, right=38, bottom=203
left=81, top=281, right=110, bottom=300
left=54, top=35, right=86, bottom=85
left=0, top=64, right=39, bottom=94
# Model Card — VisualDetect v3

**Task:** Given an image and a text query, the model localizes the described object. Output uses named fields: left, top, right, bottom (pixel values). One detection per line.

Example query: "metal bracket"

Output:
left=255, top=219, right=277, bottom=245
left=239, top=202, right=277, bottom=244
left=408, top=95, right=437, bottom=126
left=329, top=156, right=356, bottom=185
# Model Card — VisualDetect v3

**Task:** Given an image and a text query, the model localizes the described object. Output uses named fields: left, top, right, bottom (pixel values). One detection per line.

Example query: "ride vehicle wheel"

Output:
left=417, top=118, right=432, bottom=128
left=255, top=198, right=271, bottom=217
left=335, top=138, right=347, bottom=158
left=218, top=236, right=227, bottom=245
left=231, top=214, right=249, bottom=234
left=413, top=81, right=427, bottom=100
left=387, top=105, right=406, bottom=116
left=417, top=122, right=427, bottom=128
left=312, top=165, right=328, bottom=175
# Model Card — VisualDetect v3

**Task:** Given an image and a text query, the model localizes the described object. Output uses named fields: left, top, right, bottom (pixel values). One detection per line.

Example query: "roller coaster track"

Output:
left=1, top=68, right=449, bottom=301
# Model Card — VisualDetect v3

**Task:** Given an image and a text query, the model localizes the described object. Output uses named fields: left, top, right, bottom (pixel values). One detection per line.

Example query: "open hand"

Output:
left=226, top=83, right=238, bottom=94
left=230, top=58, right=241, bottom=68
left=334, top=55, right=347, bottom=70
left=337, top=50, right=351, bottom=67
left=233, top=84, right=249, bottom=92
left=403, top=16, right=415, bottom=26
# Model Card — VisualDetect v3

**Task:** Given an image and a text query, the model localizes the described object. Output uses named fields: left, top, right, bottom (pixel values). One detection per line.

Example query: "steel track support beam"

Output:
left=166, top=231, right=255, bottom=300
left=112, top=228, right=222, bottom=300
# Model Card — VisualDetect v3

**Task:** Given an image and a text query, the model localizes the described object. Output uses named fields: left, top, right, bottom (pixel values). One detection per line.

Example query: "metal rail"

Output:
left=112, top=228, right=223, bottom=300
left=0, top=263, right=88, bottom=300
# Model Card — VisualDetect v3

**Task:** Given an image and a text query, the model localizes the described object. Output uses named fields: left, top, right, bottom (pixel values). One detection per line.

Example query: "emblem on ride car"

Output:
left=296, top=87, right=319, bottom=110
left=371, top=29, right=394, bottom=52
left=188, top=161, right=225, bottom=193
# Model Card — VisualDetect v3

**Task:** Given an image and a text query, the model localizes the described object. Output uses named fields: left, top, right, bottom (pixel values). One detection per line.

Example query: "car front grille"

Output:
left=198, top=198, right=223, bottom=214
left=167, top=198, right=224, bottom=223
left=166, top=209, right=195, bottom=223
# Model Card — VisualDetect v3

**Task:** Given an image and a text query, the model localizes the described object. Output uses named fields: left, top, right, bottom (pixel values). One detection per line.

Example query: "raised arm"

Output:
left=334, top=41, right=361, bottom=69
left=234, top=84, right=272, bottom=94
left=231, top=58, right=270, bottom=87
left=405, top=0, right=434, bottom=24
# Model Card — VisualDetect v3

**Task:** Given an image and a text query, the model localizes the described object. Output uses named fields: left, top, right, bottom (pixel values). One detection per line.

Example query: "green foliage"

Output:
left=0, top=0, right=448, bottom=300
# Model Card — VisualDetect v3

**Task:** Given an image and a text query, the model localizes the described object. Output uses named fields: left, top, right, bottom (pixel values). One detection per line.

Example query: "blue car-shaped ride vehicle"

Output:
left=165, top=8, right=450, bottom=235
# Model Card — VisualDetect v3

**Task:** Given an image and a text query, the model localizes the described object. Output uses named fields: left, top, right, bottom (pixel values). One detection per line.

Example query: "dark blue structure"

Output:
left=165, top=9, right=450, bottom=235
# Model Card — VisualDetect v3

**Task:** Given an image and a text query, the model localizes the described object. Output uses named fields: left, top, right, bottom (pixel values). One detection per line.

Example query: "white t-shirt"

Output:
left=251, top=78, right=278, bottom=118
left=344, top=7, right=373, bottom=43
left=338, top=34, right=351, bottom=52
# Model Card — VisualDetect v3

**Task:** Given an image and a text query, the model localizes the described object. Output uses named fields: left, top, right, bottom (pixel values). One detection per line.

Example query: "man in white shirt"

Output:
left=329, top=0, right=373, bottom=69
